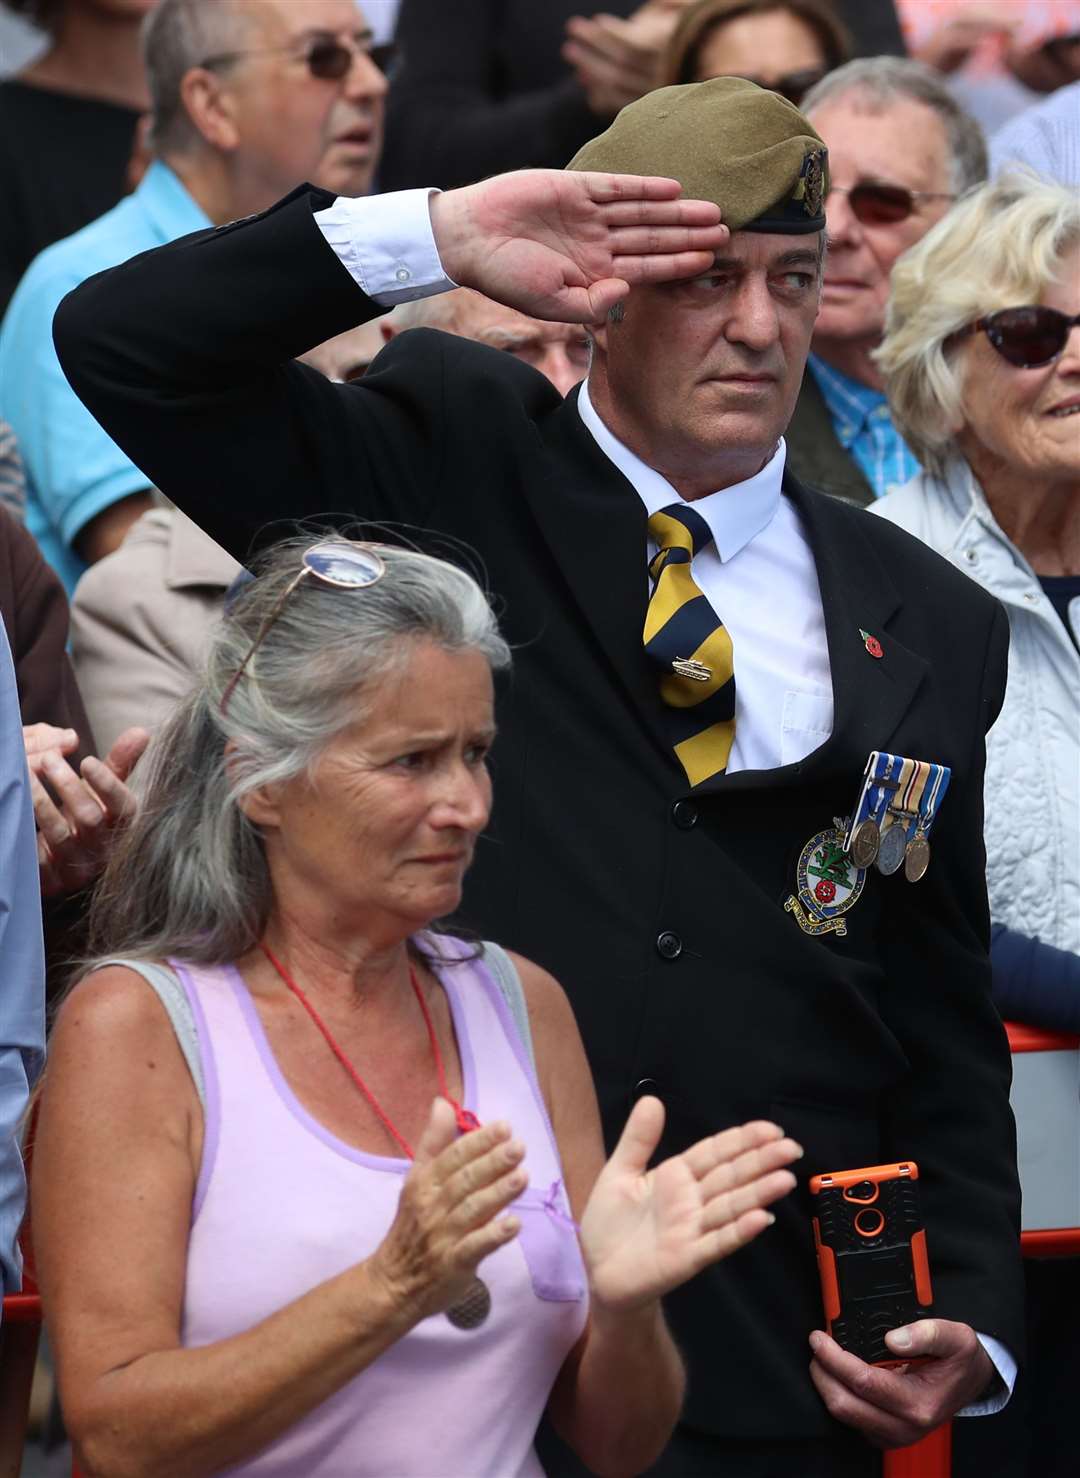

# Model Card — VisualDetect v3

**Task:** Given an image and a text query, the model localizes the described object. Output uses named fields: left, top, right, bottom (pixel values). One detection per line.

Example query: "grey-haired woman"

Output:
left=32, top=536, right=800, bottom=1478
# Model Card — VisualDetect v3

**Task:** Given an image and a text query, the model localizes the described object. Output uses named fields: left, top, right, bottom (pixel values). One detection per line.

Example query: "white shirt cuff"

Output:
left=956, top=1332, right=1016, bottom=1416
left=313, top=188, right=457, bottom=306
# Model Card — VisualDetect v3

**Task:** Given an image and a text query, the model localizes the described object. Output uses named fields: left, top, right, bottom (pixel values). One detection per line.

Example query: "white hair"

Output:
left=876, top=171, right=1080, bottom=474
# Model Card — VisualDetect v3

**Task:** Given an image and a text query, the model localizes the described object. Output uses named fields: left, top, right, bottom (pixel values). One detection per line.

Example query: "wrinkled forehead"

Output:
left=239, top=0, right=372, bottom=44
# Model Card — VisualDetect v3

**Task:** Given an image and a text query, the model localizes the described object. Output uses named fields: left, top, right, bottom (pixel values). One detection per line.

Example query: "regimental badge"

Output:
left=801, top=148, right=826, bottom=217
left=672, top=656, right=712, bottom=683
left=785, top=820, right=866, bottom=937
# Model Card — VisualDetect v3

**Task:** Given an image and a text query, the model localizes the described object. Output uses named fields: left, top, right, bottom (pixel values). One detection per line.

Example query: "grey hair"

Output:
left=801, top=57, right=988, bottom=197
left=142, top=0, right=255, bottom=155
left=389, top=290, right=474, bottom=334
left=87, top=535, right=511, bottom=967
left=876, top=171, right=1080, bottom=475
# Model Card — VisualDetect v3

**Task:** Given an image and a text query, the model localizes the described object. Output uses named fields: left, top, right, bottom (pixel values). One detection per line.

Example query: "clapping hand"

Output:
left=370, top=1099, right=525, bottom=1324
left=25, top=722, right=149, bottom=897
left=430, top=169, right=728, bottom=324
left=563, top=7, right=676, bottom=118
left=579, top=1096, right=801, bottom=1312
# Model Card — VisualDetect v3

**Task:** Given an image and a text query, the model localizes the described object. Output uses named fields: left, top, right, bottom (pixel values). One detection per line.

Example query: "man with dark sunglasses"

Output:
left=0, top=0, right=387, bottom=598
left=784, top=57, right=986, bottom=509
left=54, top=76, right=1023, bottom=1477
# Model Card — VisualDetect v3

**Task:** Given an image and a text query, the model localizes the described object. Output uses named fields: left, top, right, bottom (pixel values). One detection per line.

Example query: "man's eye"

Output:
left=465, top=742, right=491, bottom=766
left=779, top=272, right=813, bottom=291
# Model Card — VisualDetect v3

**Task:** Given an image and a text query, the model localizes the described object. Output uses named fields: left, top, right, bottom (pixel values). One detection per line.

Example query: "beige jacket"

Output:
left=70, top=507, right=242, bottom=751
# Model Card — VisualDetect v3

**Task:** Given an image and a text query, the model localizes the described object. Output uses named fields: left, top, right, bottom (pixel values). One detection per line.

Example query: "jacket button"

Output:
left=671, top=800, right=698, bottom=829
left=656, top=931, right=682, bottom=960
left=634, top=1077, right=659, bottom=1100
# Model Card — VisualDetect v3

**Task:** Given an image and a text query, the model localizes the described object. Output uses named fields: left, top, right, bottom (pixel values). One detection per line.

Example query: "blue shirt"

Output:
left=0, top=622, right=45, bottom=1305
left=808, top=354, right=921, bottom=501
left=0, top=162, right=210, bottom=593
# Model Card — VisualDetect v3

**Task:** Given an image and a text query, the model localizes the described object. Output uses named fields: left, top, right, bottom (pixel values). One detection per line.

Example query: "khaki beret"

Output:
left=567, top=76, right=828, bottom=235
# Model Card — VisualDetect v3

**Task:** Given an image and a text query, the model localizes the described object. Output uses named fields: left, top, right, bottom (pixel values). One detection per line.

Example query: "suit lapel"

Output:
left=694, top=477, right=929, bottom=797
left=529, top=388, right=682, bottom=771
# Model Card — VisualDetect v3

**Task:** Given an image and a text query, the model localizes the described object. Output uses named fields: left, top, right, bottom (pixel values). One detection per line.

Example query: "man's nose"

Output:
left=537, top=345, right=586, bottom=398
left=344, top=47, right=389, bottom=103
left=823, top=187, right=862, bottom=249
left=726, top=277, right=781, bottom=354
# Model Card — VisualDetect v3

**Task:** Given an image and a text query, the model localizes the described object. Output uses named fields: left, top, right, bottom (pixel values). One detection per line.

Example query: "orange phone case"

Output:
left=810, top=1161, right=933, bottom=1366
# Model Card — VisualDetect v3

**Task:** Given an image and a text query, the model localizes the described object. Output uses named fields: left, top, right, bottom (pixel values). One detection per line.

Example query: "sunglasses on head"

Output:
left=955, top=306, right=1080, bottom=369
left=739, top=68, right=826, bottom=106
left=220, top=541, right=386, bottom=715
left=201, top=36, right=395, bottom=83
left=828, top=182, right=955, bottom=226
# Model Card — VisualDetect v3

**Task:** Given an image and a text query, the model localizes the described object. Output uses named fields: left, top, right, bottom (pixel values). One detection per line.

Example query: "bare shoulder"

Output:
left=50, top=964, right=193, bottom=1084
left=504, top=950, right=582, bottom=1043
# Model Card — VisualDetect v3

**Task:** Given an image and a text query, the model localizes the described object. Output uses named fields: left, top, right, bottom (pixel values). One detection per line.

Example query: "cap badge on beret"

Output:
left=798, top=149, right=826, bottom=218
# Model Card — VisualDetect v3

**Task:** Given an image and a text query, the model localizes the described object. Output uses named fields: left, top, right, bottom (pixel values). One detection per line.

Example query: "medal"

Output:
left=905, top=832, right=931, bottom=883
left=785, top=820, right=867, bottom=938
left=876, top=821, right=907, bottom=876
left=850, top=818, right=881, bottom=869
left=446, top=1276, right=493, bottom=1330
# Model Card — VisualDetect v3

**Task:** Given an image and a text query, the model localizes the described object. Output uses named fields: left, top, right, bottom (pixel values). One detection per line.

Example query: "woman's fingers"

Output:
left=682, top=1119, right=786, bottom=1179
left=701, top=1167, right=799, bottom=1232
left=80, top=755, right=138, bottom=823
left=698, top=1134, right=804, bottom=1201
left=447, top=1163, right=528, bottom=1236
left=412, top=1097, right=465, bottom=1165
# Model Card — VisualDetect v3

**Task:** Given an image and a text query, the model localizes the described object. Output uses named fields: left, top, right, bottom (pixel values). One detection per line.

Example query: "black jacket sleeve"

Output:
left=53, top=187, right=450, bottom=566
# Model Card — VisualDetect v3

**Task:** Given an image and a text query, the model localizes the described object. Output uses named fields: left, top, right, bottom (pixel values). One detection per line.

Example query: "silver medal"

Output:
left=876, top=822, right=907, bottom=876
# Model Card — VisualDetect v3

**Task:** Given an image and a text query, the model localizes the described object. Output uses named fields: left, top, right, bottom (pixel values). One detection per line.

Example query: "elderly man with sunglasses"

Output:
left=54, top=77, right=1023, bottom=1477
left=785, top=57, right=987, bottom=509
left=0, top=0, right=387, bottom=597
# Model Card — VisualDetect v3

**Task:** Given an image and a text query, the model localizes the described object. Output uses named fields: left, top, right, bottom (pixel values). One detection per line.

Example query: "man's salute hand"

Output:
left=429, top=170, right=727, bottom=323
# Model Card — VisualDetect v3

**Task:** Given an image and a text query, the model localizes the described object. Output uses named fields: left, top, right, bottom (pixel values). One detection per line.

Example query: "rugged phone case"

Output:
left=810, top=1161, right=933, bottom=1366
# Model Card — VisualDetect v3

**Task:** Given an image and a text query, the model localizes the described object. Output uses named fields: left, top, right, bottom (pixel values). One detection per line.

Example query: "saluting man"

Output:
left=55, top=79, right=1022, bottom=1477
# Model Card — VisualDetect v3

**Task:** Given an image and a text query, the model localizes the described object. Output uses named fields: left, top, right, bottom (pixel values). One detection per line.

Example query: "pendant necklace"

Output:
left=259, top=941, right=492, bottom=1330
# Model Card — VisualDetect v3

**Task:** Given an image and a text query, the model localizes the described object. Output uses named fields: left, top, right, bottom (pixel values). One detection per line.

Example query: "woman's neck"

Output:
left=254, top=906, right=419, bottom=1013
left=961, top=442, right=1080, bottom=577
left=20, top=3, right=150, bottom=110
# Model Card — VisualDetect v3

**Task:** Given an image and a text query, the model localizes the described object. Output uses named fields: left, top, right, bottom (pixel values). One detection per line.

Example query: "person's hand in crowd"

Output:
left=579, top=1097, right=801, bottom=1310
left=809, top=1320, right=998, bottom=1447
left=369, top=1099, right=525, bottom=1323
left=911, top=7, right=1019, bottom=75
left=562, top=4, right=681, bottom=118
left=24, top=722, right=149, bottom=898
left=429, top=169, right=728, bottom=322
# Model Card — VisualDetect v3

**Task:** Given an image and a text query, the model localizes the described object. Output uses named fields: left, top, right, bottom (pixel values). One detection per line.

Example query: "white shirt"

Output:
left=311, top=188, right=1013, bottom=1407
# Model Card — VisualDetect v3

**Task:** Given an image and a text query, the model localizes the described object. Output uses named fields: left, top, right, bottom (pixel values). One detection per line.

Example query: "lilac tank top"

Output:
left=175, top=936, right=589, bottom=1477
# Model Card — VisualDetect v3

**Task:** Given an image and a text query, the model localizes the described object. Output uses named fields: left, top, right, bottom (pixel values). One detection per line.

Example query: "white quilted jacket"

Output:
left=873, top=456, right=1080, bottom=952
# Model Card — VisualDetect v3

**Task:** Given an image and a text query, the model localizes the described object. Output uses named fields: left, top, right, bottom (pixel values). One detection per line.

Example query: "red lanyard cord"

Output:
left=259, top=942, right=480, bottom=1158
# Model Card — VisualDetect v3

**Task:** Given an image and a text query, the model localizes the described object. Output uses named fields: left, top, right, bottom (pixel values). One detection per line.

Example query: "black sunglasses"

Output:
left=201, top=36, right=395, bottom=82
left=829, top=182, right=955, bottom=226
left=739, top=68, right=826, bottom=106
left=956, top=306, right=1080, bottom=369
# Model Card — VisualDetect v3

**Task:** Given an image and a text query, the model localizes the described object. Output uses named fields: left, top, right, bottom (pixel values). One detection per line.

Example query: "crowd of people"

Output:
left=0, top=1, right=1077, bottom=1475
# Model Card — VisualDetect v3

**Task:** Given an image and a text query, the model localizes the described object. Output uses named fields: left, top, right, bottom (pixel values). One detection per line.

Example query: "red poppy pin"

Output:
left=859, top=628, right=883, bottom=659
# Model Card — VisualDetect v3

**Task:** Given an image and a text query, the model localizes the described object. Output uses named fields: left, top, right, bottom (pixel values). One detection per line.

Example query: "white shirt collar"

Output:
left=577, top=379, right=786, bottom=562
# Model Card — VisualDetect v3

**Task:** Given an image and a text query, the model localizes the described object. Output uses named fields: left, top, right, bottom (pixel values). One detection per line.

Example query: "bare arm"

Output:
left=512, top=953, right=800, bottom=1475
left=72, top=490, right=153, bottom=566
left=34, top=969, right=525, bottom=1478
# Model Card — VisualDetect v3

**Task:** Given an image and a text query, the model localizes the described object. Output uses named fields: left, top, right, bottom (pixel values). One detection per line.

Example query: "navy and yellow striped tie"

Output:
left=644, top=504, right=736, bottom=786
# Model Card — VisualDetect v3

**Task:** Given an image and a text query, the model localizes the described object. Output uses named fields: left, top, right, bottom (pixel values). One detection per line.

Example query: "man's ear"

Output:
left=180, top=67, right=241, bottom=153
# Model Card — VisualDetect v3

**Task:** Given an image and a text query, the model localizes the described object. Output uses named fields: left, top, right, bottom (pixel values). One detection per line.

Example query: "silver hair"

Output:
left=801, top=57, right=988, bottom=197
left=142, top=0, right=255, bottom=155
left=87, top=534, right=511, bottom=967
left=876, top=170, right=1080, bottom=475
left=389, top=290, right=473, bottom=334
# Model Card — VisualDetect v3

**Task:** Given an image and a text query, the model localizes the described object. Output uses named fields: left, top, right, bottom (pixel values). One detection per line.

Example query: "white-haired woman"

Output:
left=875, top=171, right=1080, bottom=1035
left=32, top=536, right=799, bottom=1478
left=874, top=172, right=1079, bottom=1478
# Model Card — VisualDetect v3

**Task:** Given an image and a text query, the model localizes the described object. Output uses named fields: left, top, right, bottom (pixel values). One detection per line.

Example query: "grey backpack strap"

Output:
left=482, top=941, right=535, bottom=1071
left=92, top=958, right=206, bottom=1107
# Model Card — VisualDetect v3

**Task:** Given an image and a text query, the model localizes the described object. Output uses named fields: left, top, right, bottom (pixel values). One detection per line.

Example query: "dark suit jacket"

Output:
left=785, top=369, right=876, bottom=509
left=55, top=187, right=1023, bottom=1443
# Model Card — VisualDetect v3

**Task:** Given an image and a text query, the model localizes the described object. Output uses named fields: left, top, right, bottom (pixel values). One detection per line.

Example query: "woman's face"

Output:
left=255, top=640, right=496, bottom=937
left=693, top=8, right=827, bottom=94
left=956, top=243, right=1080, bottom=487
